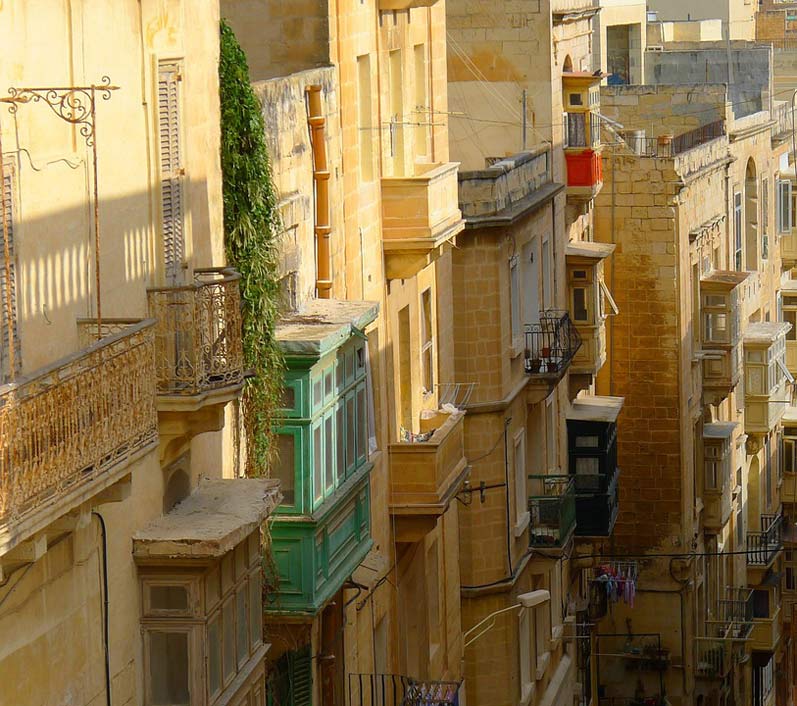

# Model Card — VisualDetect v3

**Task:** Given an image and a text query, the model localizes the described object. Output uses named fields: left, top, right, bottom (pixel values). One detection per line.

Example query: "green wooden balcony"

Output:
left=528, top=475, right=576, bottom=548
left=268, top=299, right=378, bottom=615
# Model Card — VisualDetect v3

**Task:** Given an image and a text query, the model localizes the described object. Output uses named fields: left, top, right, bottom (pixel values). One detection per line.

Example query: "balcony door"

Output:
left=320, top=591, right=345, bottom=706
left=522, top=240, right=539, bottom=326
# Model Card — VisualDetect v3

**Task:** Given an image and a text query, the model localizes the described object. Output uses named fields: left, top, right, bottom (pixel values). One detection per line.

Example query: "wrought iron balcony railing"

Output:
left=713, top=587, right=754, bottom=639
left=147, top=268, right=244, bottom=396
left=0, top=321, right=158, bottom=532
left=747, top=513, right=784, bottom=567
left=524, top=310, right=582, bottom=378
left=694, top=638, right=730, bottom=679
left=528, top=475, right=576, bottom=548
left=348, top=674, right=461, bottom=706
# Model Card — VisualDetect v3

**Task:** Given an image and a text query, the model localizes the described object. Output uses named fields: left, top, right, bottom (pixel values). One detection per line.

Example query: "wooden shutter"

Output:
left=289, top=647, right=313, bottom=706
left=268, top=647, right=313, bottom=706
left=157, top=61, right=184, bottom=283
left=0, top=170, right=20, bottom=381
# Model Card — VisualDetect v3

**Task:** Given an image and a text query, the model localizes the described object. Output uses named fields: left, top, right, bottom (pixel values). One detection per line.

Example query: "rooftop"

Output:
left=744, top=321, right=792, bottom=345
left=133, top=479, right=282, bottom=561
left=567, top=395, right=625, bottom=424
left=565, top=241, right=616, bottom=261
left=704, top=421, right=738, bottom=440
left=275, top=299, right=379, bottom=357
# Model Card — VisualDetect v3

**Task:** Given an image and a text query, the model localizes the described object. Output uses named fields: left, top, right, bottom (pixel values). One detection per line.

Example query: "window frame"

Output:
left=514, top=430, right=529, bottom=533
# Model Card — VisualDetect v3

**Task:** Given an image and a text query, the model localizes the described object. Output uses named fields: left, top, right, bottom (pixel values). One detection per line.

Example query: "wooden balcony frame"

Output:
left=0, top=320, right=159, bottom=556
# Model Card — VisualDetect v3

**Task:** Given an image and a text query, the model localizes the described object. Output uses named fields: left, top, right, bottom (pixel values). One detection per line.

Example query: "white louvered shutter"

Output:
left=158, top=61, right=185, bottom=283
left=0, top=170, right=20, bottom=381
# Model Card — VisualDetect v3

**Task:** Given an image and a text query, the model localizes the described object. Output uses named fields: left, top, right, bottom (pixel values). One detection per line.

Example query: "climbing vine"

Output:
left=219, top=19, right=283, bottom=473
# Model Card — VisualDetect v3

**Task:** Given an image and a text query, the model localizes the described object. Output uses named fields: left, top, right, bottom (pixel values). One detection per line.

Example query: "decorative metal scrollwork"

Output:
left=1, top=76, right=119, bottom=146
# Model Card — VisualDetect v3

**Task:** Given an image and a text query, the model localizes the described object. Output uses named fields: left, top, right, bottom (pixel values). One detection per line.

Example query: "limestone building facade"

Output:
left=0, top=2, right=281, bottom=706
left=221, top=0, right=467, bottom=703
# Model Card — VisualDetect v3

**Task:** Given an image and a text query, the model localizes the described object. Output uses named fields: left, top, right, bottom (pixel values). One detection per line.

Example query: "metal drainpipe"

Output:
left=306, top=85, right=332, bottom=298
left=93, top=511, right=112, bottom=706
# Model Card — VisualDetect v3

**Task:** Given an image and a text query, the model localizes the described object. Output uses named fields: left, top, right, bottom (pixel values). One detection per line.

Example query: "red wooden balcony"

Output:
left=565, top=150, right=603, bottom=198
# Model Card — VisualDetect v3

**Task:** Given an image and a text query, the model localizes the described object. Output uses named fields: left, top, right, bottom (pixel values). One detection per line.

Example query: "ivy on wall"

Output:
left=219, top=19, right=283, bottom=473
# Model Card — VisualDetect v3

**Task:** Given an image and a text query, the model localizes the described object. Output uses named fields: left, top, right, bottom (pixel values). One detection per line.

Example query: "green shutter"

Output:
left=290, top=647, right=313, bottom=706
left=268, top=647, right=313, bottom=706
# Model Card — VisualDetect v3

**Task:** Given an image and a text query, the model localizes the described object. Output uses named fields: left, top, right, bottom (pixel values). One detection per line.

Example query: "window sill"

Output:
left=535, top=651, right=551, bottom=681
left=549, top=624, right=564, bottom=652
left=519, top=682, right=535, bottom=706
left=514, top=511, right=530, bottom=538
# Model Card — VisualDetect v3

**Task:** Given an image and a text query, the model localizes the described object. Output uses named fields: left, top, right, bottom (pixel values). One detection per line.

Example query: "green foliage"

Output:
left=219, top=19, right=283, bottom=473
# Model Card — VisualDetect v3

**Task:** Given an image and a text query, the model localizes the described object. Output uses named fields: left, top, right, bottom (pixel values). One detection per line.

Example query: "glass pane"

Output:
left=357, top=386, right=367, bottom=461
left=346, top=394, right=356, bottom=470
left=206, top=567, right=220, bottom=609
left=573, top=287, right=588, bottom=322
left=150, top=585, right=188, bottom=612
left=337, top=403, right=345, bottom=478
left=575, top=436, right=599, bottom=448
left=150, top=632, right=190, bottom=705
left=223, top=598, right=235, bottom=682
left=236, top=585, right=248, bottom=666
left=314, top=424, right=323, bottom=503
left=275, top=434, right=296, bottom=505
left=325, top=414, right=334, bottom=491
left=222, top=554, right=234, bottom=593
left=208, top=615, right=221, bottom=696
left=235, top=542, right=247, bottom=579
left=250, top=571, right=263, bottom=648
left=280, top=385, right=295, bottom=410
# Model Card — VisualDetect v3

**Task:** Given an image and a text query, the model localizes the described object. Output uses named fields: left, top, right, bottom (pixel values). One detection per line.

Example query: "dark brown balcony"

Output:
left=0, top=321, right=159, bottom=556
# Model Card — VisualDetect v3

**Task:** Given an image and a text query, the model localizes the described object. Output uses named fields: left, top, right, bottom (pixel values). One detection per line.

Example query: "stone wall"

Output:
left=457, top=148, right=551, bottom=219
left=645, top=45, right=772, bottom=118
left=601, top=84, right=728, bottom=138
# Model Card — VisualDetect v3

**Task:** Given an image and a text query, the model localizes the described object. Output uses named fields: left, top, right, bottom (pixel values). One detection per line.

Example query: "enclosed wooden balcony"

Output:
left=743, top=322, right=792, bottom=437
left=566, top=241, right=617, bottom=378
left=702, top=422, right=736, bottom=532
left=0, top=321, right=159, bottom=556
left=148, top=268, right=245, bottom=409
left=700, top=271, right=748, bottom=404
left=381, top=162, right=465, bottom=280
left=565, top=150, right=603, bottom=199
left=528, top=475, right=576, bottom=548
left=388, top=410, right=469, bottom=541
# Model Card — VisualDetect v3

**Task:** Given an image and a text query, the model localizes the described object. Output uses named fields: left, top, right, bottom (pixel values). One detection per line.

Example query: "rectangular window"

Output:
left=275, top=433, right=296, bottom=506
left=514, top=431, right=527, bottom=527
left=762, top=177, right=769, bottom=237
left=313, top=422, right=323, bottom=504
left=779, top=179, right=793, bottom=233
left=510, top=256, right=521, bottom=348
left=324, top=413, right=334, bottom=491
left=357, top=55, right=373, bottom=181
left=546, top=397, right=557, bottom=472
left=388, top=49, right=404, bottom=174
left=542, top=239, right=552, bottom=309
left=0, top=169, right=19, bottom=382
left=149, top=631, right=190, bottom=705
left=786, top=438, right=797, bottom=474
left=735, top=191, right=743, bottom=270
left=572, top=287, right=588, bottom=322
left=413, top=44, right=429, bottom=158
left=785, top=309, right=797, bottom=341
left=567, top=113, right=586, bottom=147
left=421, top=288, right=435, bottom=393
left=157, top=60, right=185, bottom=284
